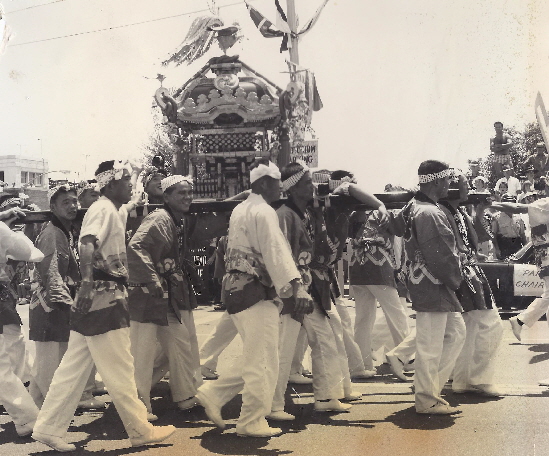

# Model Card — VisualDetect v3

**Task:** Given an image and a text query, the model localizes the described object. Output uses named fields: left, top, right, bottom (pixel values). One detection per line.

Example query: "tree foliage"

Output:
left=141, top=110, right=179, bottom=174
left=471, top=121, right=544, bottom=188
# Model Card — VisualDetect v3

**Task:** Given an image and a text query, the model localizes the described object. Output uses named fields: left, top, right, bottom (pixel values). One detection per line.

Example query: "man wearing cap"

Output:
left=490, top=121, right=514, bottom=179
left=28, top=185, right=105, bottom=410
left=196, top=159, right=311, bottom=438
left=439, top=172, right=503, bottom=397
left=398, top=160, right=465, bottom=414
left=472, top=175, right=489, bottom=193
left=467, top=160, right=482, bottom=189
left=32, top=160, right=175, bottom=452
left=520, top=142, right=549, bottom=181
left=495, top=165, right=521, bottom=197
left=127, top=175, right=228, bottom=419
left=491, top=194, right=527, bottom=259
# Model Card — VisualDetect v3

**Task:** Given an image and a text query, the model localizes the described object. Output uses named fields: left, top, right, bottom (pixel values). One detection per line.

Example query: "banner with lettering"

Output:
left=513, top=264, right=544, bottom=297
left=290, top=140, right=318, bottom=167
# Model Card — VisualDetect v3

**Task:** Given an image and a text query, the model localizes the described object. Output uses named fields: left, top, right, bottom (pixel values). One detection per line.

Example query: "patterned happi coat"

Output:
left=127, top=207, right=228, bottom=325
left=306, top=206, right=340, bottom=311
left=222, top=193, right=300, bottom=314
left=30, top=217, right=80, bottom=342
left=528, top=197, right=549, bottom=279
left=439, top=202, right=495, bottom=312
left=276, top=201, right=317, bottom=321
left=0, top=259, right=24, bottom=331
left=398, top=192, right=463, bottom=312
left=349, top=210, right=403, bottom=288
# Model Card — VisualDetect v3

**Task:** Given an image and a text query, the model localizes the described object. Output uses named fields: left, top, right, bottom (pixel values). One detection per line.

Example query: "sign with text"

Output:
left=290, top=140, right=318, bottom=167
left=513, top=264, right=544, bottom=297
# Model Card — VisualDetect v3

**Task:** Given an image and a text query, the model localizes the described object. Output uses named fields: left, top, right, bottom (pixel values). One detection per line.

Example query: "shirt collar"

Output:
left=284, top=199, right=306, bottom=220
left=415, top=191, right=437, bottom=205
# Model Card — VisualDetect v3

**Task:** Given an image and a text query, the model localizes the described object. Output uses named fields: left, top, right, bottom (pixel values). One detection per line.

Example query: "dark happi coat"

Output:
left=127, top=207, right=228, bottom=325
left=30, top=217, right=80, bottom=342
left=398, top=192, right=463, bottom=312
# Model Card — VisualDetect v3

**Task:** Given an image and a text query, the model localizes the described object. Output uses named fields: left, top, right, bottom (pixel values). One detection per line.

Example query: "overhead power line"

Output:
left=6, top=0, right=67, bottom=15
left=10, top=0, right=247, bottom=47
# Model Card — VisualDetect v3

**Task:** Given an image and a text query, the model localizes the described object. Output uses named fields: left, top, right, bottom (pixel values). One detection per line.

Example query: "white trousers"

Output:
left=34, top=328, right=154, bottom=442
left=130, top=311, right=201, bottom=411
left=0, top=334, right=38, bottom=427
left=518, top=279, right=549, bottom=327
left=453, top=309, right=503, bottom=388
left=352, top=285, right=410, bottom=370
left=414, top=312, right=466, bottom=411
left=198, top=301, right=279, bottom=434
left=326, top=308, right=353, bottom=396
left=334, top=298, right=367, bottom=375
left=29, top=341, right=96, bottom=407
left=386, top=328, right=416, bottom=364
left=272, top=306, right=344, bottom=412
left=290, top=326, right=309, bottom=375
left=199, top=310, right=238, bottom=371
left=3, top=324, right=30, bottom=383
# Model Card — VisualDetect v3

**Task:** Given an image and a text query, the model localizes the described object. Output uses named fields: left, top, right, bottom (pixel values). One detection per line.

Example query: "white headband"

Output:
left=418, top=168, right=451, bottom=184
left=160, top=175, right=194, bottom=193
left=281, top=162, right=310, bottom=192
left=95, top=160, right=132, bottom=189
left=250, top=161, right=281, bottom=184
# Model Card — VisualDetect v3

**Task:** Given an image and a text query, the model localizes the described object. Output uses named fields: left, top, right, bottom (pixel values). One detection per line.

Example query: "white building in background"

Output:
left=0, top=155, right=49, bottom=188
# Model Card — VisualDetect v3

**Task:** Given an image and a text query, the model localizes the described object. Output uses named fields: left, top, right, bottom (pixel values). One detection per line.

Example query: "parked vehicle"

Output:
left=479, top=242, right=542, bottom=311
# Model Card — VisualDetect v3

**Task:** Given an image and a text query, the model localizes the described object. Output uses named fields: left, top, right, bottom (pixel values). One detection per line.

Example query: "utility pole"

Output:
left=278, top=0, right=300, bottom=168
left=286, top=0, right=299, bottom=65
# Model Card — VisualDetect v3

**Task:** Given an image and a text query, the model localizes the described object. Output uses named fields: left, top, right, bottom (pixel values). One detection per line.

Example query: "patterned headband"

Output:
left=0, top=197, right=20, bottom=210
left=77, top=182, right=100, bottom=198
left=160, top=175, right=194, bottom=193
left=142, top=168, right=167, bottom=189
left=48, top=184, right=75, bottom=203
left=281, top=162, right=310, bottom=192
left=418, top=168, right=451, bottom=184
left=95, top=160, right=132, bottom=189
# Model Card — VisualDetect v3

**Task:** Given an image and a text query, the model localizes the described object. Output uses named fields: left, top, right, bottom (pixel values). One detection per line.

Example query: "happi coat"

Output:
left=127, top=207, right=228, bottom=325
left=277, top=201, right=324, bottom=321
left=439, top=202, right=495, bottom=312
left=349, top=210, right=403, bottom=288
left=399, top=192, right=463, bottom=312
left=30, top=217, right=80, bottom=342
left=222, top=193, right=300, bottom=314
left=306, top=205, right=340, bottom=311
left=528, top=197, right=549, bottom=278
left=70, top=197, right=130, bottom=336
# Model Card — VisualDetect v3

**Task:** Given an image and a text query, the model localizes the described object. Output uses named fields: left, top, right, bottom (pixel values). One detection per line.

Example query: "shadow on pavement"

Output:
left=528, top=344, right=549, bottom=364
left=194, top=427, right=293, bottom=456
left=386, top=406, right=461, bottom=430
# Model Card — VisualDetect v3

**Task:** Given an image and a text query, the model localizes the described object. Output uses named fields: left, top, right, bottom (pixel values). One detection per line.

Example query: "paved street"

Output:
left=2, top=300, right=549, bottom=456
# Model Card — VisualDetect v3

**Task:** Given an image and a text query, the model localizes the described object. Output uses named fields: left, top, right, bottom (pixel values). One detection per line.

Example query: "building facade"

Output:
left=0, top=155, right=49, bottom=188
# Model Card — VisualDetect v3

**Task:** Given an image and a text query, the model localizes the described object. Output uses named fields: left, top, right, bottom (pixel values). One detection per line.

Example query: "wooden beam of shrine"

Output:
left=12, top=190, right=488, bottom=224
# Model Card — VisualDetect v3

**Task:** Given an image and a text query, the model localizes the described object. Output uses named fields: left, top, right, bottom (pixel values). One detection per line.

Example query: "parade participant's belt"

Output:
left=92, top=268, right=128, bottom=286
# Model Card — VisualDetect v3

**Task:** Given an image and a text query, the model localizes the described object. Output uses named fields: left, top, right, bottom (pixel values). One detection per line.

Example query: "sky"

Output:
left=1, top=0, right=549, bottom=190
